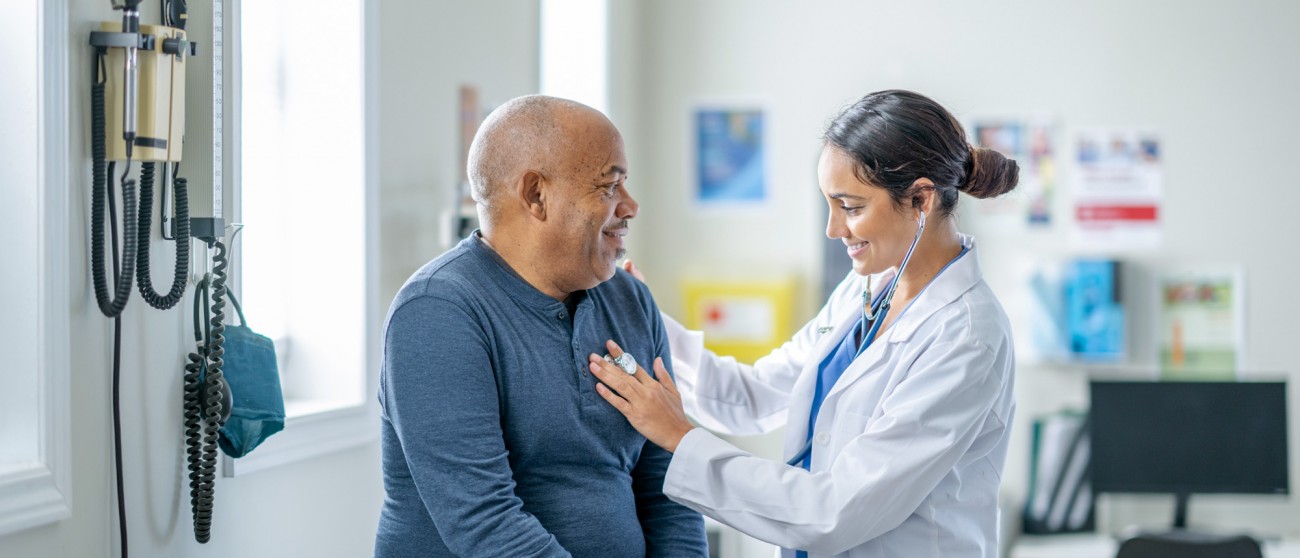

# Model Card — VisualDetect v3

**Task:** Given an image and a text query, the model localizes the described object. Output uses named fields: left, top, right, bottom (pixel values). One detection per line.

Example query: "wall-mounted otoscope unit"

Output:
left=88, top=0, right=233, bottom=548
left=89, top=0, right=196, bottom=316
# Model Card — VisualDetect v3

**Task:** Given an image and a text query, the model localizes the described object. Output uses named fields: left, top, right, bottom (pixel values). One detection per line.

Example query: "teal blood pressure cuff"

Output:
left=217, top=292, right=285, bottom=458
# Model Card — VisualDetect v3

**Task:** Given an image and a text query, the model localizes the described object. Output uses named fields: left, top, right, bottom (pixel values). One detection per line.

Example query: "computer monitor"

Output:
left=1089, top=380, right=1289, bottom=529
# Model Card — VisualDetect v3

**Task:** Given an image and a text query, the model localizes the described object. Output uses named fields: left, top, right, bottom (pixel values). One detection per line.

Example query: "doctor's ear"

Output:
left=909, top=178, right=938, bottom=214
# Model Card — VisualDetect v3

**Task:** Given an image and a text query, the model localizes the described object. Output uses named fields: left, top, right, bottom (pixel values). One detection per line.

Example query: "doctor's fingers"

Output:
left=594, top=382, right=634, bottom=416
left=603, top=340, right=656, bottom=387
left=622, top=259, right=646, bottom=282
left=631, top=359, right=655, bottom=386
left=604, top=339, right=627, bottom=359
left=652, top=357, right=680, bottom=396
left=588, top=353, right=642, bottom=395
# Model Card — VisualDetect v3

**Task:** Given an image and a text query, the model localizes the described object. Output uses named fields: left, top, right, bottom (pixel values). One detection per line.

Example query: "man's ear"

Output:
left=518, top=170, right=547, bottom=220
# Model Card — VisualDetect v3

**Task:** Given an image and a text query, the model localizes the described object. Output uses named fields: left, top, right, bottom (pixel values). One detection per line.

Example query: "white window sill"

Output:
left=0, top=463, right=71, bottom=537
left=222, top=398, right=377, bottom=477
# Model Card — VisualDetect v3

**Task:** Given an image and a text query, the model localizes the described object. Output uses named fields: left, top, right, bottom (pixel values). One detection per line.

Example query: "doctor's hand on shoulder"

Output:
left=589, top=340, right=693, bottom=453
left=621, top=259, right=646, bottom=282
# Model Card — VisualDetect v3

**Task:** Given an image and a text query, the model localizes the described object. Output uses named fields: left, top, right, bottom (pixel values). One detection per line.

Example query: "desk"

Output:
left=1012, top=534, right=1300, bottom=558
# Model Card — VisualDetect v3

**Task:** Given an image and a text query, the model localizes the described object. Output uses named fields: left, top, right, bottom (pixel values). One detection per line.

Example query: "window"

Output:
left=0, top=0, right=71, bottom=536
left=540, top=0, right=608, bottom=113
left=231, top=0, right=378, bottom=475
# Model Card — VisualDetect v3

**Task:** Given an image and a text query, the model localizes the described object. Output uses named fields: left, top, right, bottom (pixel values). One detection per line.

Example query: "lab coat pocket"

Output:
left=832, top=410, right=873, bottom=445
left=837, top=409, right=871, bottom=432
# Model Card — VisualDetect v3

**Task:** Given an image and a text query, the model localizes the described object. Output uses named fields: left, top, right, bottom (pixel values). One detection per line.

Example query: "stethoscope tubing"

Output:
left=786, top=210, right=928, bottom=468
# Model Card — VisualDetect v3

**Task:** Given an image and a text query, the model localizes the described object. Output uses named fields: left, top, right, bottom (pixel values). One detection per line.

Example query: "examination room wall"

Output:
left=618, top=0, right=1300, bottom=547
left=0, top=0, right=539, bottom=557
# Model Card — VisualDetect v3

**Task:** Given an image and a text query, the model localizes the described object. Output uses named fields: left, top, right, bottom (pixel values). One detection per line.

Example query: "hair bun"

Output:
left=961, top=147, right=1019, bottom=199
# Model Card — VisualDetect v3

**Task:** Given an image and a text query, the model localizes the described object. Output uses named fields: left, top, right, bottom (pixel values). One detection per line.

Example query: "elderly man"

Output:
left=375, top=95, right=707, bottom=557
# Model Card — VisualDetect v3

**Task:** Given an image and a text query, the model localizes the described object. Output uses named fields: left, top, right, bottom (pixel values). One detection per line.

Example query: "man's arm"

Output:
left=632, top=440, right=708, bottom=557
left=630, top=296, right=707, bottom=557
left=383, top=295, right=570, bottom=557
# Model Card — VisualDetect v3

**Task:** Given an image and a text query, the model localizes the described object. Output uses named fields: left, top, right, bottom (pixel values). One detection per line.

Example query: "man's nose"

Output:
left=616, top=185, right=639, bottom=219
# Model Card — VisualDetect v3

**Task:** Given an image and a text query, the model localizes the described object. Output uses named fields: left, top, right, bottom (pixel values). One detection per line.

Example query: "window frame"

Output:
left=221, top=0, right=380, bottom=477
left=0, top=0, right=72, bottom=536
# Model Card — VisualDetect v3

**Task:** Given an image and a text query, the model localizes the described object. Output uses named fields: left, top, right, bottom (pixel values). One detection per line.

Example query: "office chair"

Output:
left=1116, top=531, right=1263, bottom=558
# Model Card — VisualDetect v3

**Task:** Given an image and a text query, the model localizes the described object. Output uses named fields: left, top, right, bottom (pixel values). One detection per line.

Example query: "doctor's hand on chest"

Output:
left=588, top=339, right=695, bottom=453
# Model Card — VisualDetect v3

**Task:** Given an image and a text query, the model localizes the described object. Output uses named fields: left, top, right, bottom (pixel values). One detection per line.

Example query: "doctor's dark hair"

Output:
left=823, top=90, right=1019, bottom=216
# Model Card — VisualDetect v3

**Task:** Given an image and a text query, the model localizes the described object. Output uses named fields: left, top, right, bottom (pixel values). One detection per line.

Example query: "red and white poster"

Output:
left=1071, top=129, right=1162, bottom=249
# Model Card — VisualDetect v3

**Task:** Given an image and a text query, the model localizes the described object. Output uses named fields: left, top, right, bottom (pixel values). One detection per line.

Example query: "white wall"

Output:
left=0, top=0, right=539, bottom=556
left=618, top=0, right=1300, bottom=548
left=378, top=1, right=540, bottom=303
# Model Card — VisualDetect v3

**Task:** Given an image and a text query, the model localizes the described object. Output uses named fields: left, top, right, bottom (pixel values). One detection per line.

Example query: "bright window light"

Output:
left=540, top=0, right=608, bottom=113
left=0, top=0, right=42, bottom=476
left=241, top=0, right=366, bottom=416
left=0, top=0, right=71, bottom=534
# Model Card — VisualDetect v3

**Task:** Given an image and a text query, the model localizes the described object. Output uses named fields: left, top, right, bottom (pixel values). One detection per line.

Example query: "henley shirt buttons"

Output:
left=557, top=311, right=566, bottom=320
left=815, top=432, right=830, bottom=445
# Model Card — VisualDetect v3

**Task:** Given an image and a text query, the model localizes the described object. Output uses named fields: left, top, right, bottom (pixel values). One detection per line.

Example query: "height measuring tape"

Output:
left=210, top=0, right=223, bottom=221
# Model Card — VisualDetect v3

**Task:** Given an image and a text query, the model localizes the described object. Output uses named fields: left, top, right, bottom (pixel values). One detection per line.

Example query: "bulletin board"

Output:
left=682, top=279, right=796, bottom=364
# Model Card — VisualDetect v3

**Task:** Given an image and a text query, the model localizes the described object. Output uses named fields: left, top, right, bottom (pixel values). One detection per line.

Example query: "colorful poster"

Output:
left=970, top=118, right=1056, bottom=226
left=1071, top=129, right=1163, bottom=249
left=1159, top=270, right=1243, bottom=380
left=682, top=279, right=795, bottom=364
left=1065, top=260, right=1125, bottom=361
left=695, top=108, right=765, bottom=204
left=1026, top=259, right=1125, bottom=363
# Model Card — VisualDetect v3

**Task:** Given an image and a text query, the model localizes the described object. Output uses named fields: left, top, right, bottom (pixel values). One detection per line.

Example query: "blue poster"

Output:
left=696, top=109, right=765, bottom=204
left=1065, top=260, right=1125, bottom=361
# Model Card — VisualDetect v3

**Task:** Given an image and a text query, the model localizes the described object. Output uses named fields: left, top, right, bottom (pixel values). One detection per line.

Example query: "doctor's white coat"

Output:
left=661, top=235, right=1015, bottom=558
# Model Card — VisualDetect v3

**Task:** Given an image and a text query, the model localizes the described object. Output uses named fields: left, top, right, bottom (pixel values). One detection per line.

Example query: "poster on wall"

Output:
left=1025, top=259, right=1125, bottom=363
left=695, top=108, right=766, bottom=205
left=969, top=117, right=1057, bottom=226
left=682, top=278, right=795, bottom=364
left=1158, top=269, right=1243, bottom=380
left=1071, top=129, right=1163, bottom=250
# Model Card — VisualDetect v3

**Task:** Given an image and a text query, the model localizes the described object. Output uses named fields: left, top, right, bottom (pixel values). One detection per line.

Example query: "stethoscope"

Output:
left=786, top=209, right=927, bottom=467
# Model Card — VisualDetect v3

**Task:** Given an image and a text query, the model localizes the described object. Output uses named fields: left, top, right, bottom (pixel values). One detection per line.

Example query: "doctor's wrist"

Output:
left=663, top=425, right=696, bottom=454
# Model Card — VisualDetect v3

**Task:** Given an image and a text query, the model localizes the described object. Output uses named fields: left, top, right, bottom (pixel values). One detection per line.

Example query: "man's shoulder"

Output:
left=592, top=267, right=647, bottom=297
left=591, top=268, right=654, bottom=311
left=389, top=245, right=487, bottom=315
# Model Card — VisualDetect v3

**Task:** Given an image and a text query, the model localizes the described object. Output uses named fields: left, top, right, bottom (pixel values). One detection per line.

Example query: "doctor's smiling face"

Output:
left=819, top=145, right=925, bottom=277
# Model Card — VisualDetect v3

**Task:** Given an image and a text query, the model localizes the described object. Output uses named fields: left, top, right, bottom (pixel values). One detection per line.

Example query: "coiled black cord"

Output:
left=135, top=162, right=190, bottom=309
left=182, top=282, right=207, bottom=542
left=184, top=241, right=229, bottom=544
left=91, top=51, right=140, bottom=318
left=198, top=241, right=228, bottom=542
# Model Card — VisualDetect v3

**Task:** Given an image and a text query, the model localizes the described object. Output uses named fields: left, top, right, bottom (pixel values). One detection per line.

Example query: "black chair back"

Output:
left=1116, top=533, right=1262, bottom=558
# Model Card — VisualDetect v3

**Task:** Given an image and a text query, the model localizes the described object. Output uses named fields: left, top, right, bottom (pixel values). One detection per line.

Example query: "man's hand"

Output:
left=589, top=340, right=693, bottom=453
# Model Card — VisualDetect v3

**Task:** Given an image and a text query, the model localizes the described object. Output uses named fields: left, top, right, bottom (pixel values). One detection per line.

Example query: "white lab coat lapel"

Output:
left=779, top=269, right=890, bottom=462
left=820, top=236, right=982, bottom=408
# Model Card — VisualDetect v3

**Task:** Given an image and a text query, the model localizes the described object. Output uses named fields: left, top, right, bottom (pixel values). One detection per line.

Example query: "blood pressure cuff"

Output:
left=217, top=291, right=285, bottom=458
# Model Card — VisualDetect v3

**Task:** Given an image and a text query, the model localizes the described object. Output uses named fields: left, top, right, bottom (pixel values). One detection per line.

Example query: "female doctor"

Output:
left=588, top=90, right=1020, bottom=558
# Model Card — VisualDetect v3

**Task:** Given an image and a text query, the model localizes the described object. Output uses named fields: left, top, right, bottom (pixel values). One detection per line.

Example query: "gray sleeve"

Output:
left=382, top=295, right=571, bottom=558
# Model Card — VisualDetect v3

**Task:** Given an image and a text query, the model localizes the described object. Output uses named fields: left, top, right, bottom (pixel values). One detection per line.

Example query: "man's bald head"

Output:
left=467, top=95, right=611, bottom=216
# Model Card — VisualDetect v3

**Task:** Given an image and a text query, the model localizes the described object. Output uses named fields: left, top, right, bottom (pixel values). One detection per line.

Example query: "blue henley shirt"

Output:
left=375, top=233, right=706, bottom=557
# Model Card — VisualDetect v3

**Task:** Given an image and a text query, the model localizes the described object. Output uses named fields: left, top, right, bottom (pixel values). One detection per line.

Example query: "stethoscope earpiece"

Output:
left=860, top=209, right=927, bottom=350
